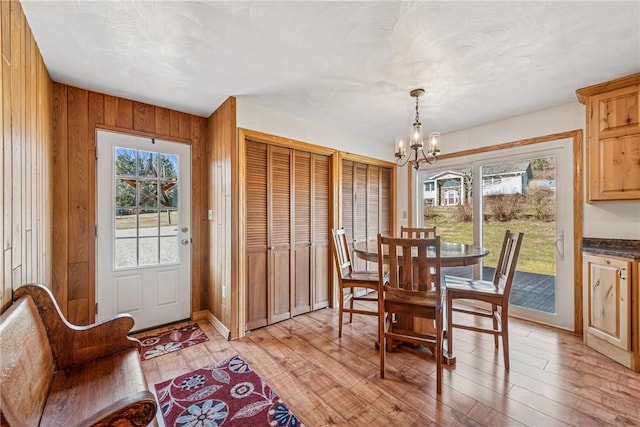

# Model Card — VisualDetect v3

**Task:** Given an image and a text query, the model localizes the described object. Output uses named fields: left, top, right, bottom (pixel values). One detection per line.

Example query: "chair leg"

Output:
left=379, top=308, right=386, bottom=379
left=338, top=287, right=344, bottom=338
left=492, top=304, right=499, bottom=348
left=436, top=310, right=442, bottom=394
left=447, top=294, right=453, bottom=360
left=502, top=308, right=510, bottom=371
left=349, top=287, right=355, bottom=323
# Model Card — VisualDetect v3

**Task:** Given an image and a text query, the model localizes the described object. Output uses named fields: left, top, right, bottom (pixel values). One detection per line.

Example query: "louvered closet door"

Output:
left=353, top=162, right=369, bottom=271
left=341, top=159, right=393, bottom=272
left=366, top=165, right=380, bottom=272
left=269, top=146, right=292, bottom=324
left=292, top=151, right=312, bottom=316
left=246, top=141, right=269, bottom=330
left=380, top=167, right=391, bottom=236
left=312, top=154, right=330, bottom=309
left=342, top=160, right=354, bottom=243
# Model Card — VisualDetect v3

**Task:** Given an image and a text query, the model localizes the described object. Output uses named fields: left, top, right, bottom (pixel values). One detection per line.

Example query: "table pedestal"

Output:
left=390, top=314, right=456, bottom=365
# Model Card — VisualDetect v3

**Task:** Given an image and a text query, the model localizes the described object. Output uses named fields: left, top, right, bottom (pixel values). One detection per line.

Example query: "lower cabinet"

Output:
left=583, top=253, right=639, bottom=371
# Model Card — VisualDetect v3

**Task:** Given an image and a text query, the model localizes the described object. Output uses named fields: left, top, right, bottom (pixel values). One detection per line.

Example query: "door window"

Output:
left=113, top=147, right=180, bottom=269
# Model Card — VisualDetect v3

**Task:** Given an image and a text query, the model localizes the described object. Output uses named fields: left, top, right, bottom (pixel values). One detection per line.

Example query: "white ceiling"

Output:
left=21, top=1, right=640, bottom=147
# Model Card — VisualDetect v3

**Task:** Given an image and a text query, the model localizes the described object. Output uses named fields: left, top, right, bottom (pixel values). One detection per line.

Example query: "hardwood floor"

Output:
left=137, top=305, right=640, bottom=426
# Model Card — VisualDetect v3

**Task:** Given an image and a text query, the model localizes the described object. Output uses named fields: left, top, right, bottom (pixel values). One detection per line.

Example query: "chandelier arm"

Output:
left=419, top=147, right=437, bottom=165
left=395, top=153, right=411, bottom=167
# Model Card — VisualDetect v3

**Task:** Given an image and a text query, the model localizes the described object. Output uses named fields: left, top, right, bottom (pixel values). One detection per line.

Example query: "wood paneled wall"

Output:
left=1, top=0, right=53, bottom=313
left=51, top=84, right=208, bottom=324
left=206, top=97, right=237, bottom=338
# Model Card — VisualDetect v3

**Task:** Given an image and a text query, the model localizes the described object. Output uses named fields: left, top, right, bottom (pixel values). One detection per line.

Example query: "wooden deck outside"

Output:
left=444, top=266, right=557, bottom=313
left=138, top=304, right=640, bottom=426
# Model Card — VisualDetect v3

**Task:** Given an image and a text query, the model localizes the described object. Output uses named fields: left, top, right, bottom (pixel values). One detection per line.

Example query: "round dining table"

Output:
left=353, top=240, right=489, bottom=267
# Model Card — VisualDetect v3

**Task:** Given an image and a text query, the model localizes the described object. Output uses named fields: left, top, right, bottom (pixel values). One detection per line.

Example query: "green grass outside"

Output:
left=426, top=207, right=556, bottom=276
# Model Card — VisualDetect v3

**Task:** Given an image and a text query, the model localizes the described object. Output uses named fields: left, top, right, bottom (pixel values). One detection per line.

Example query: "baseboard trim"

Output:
left=192, top=310, right=231, bottom=340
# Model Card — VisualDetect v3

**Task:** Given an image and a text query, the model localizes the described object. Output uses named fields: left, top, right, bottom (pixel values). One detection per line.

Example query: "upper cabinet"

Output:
left=576, top=73, right=640, bottom=202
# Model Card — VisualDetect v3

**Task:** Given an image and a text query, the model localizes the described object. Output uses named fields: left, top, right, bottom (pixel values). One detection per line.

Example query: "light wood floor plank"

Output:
left=137, top=307, right=640, bottom=427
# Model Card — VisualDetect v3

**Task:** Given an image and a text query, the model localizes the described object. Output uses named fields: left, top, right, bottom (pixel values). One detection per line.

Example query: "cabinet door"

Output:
left=584, top=254, right=631, bottom=350
left=587, top=86, right=640, bottom=201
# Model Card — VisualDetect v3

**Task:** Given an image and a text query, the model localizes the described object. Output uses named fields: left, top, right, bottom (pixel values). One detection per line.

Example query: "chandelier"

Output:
left=395, top=88, right=440, bottom=170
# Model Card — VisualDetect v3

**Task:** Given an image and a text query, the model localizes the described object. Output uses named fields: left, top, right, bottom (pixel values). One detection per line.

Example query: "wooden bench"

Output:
left=0, top=283, right=157, bottom=426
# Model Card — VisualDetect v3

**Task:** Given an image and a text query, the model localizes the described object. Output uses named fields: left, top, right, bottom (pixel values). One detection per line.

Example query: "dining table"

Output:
left=353, top=239, right=489, bottom=365
left=353, top=240, right=489, bottom=268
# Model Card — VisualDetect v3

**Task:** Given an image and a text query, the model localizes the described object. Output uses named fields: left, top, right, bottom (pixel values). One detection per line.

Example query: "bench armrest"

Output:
left=13, top=284, right=141, bottom=370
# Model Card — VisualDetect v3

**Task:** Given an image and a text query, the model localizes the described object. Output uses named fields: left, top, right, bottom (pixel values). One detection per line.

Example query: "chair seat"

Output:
left=443, top=275, right=472, bottom=284
left=445, top=276, right=501, bottom=294
left=343, top=271, right=379, bottom=283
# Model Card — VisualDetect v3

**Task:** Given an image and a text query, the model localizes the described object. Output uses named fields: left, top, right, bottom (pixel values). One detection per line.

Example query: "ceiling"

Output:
left=21, top=1, right=640, bottom=147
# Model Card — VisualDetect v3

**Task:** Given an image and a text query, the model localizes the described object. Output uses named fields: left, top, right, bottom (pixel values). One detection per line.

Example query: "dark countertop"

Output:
left=581, top=238, right=640, bottom=260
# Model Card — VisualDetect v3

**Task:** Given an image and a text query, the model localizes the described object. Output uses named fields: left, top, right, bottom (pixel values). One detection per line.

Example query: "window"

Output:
left=114, top=147, right=180, bottom=268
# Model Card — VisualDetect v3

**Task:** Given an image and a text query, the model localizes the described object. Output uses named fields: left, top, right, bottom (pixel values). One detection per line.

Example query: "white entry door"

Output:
left=96, top=130, right=192, bottom=332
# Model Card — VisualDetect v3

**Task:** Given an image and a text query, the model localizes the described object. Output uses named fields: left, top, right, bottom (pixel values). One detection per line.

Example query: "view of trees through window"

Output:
left=421, top=156, right=556, bottom=276
left=114, top=147, right=180, bottom=268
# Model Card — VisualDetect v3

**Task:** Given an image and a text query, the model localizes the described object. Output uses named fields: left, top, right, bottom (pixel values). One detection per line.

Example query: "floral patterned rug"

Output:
left=138, top=323, right=209, bottom=361
left=155, top=355, right=304, bottom=426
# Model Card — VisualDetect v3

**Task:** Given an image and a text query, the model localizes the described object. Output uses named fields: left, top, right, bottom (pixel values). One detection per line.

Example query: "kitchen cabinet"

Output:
left=581, top=239, right=640, bottom=371
left=576, top=73, right=640, bottom=202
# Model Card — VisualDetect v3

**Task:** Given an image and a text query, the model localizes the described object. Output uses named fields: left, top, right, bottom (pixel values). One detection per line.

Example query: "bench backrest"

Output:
left=0, top=296, right=55, bottom=426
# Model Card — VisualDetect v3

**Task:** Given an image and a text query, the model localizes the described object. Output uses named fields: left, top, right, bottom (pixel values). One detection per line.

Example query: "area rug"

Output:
left=138, top=323, right=209, bottom=361
left=154, top=355, right=304, bottom=426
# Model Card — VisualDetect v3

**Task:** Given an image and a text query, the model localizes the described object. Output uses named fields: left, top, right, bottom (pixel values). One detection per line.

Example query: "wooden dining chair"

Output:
left=331, top=228, right=380, bottom=338
left=400, top=226, right=437, bottom=238
left=377, top=234, right=444, bottom=394
left=445, top=230, right=524, bottom=371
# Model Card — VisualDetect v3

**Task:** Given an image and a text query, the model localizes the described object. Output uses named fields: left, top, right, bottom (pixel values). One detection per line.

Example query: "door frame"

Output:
left=408, top=130, right=584, bottom=333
